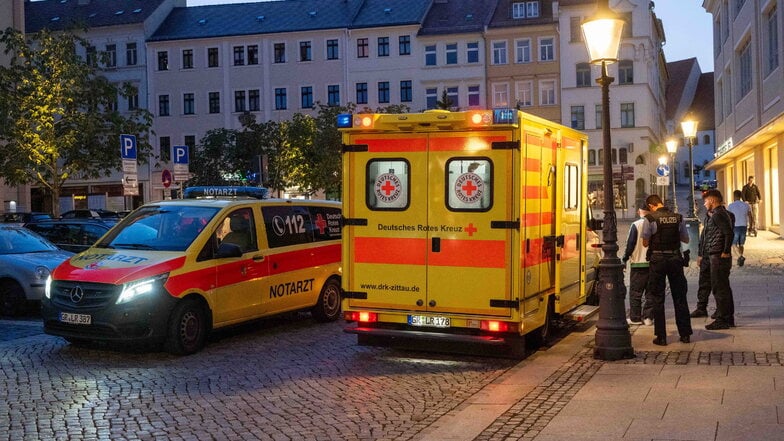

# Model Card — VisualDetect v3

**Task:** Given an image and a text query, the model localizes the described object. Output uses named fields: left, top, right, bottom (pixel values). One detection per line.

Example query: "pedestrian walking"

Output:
left=693, top=189, right=735, bottom=330
left=741, top=176, right=761, bottom=236
left=641, top=194, right=692, bottom=345
left=727, top=189, right=751, bottom=267
left=622, top=202, right=652, bottom=326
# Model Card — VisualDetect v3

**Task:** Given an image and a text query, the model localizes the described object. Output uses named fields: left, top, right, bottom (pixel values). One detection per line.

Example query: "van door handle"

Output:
left=252, top=254, right=265, bottom=262
left=432, top=237, right=441, bottom=252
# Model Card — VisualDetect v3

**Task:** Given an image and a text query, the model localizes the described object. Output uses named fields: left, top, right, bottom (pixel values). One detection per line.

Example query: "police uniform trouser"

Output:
left=647, top=253, right=692, bottom=338
left=697, top=254, right=734, bottom=324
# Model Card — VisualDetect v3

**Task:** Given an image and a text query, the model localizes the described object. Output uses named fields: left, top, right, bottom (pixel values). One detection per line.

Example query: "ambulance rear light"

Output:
left=344, top=311, right=378, bottom=323
left=336, top=113, right=352, bottom=128
left=480, top=320, right=518, bottom=333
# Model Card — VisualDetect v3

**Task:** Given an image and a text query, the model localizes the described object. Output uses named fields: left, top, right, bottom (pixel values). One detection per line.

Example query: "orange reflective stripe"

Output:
left=429, top=135, right=508, bottom=151
left=524, top=157, right=540, bottom=172
left=354, top=237, right=426, bottom=265
left=357, top=138, right=427, bottom=152
left=428, top=239, right=506, bottom=268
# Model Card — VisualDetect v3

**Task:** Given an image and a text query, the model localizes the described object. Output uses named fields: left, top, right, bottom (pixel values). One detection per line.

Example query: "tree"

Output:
left=0, top=28, right=153, bottom=216
left=189, top=128, right=244, bottom=186
left=436, top=90, right=454, bottom=110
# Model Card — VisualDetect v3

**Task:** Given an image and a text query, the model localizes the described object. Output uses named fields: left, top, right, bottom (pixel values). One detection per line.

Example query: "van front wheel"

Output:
left=165, top=299, right=208, bottom=355
left=312, top=278, right=341, bottom=322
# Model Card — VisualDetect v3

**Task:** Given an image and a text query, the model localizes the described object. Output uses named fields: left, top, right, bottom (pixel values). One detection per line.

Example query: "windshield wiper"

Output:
left=113, top=243, right=156, bottom=250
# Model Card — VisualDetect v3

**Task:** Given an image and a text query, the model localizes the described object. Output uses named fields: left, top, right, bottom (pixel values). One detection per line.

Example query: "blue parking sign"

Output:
left=173, top=145, right=189, bottom=165
left=120, top=134, right=137, bottom=160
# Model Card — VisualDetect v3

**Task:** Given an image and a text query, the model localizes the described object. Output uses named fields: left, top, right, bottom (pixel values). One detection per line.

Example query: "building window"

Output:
left=619, top=148, right=628, bottom=164
left=86, top=46, right=96, bottom=65
left=275, top=88, right=287, bottom=110
left=492, top=41, right=508, bottom=65
left=571, top=106, right=585, bottom=130
left=467, top=42, right=479, bottom=63
left=183, top=93, right=195, bottom=115
left=378, top=37, right=389, bottom=57
left=588, top=149, right=596, bottom=165
left=595, top=104, right=603, bottom=129
left=248, top=89, right=260, bottom=111
left=426, top=87, right=438, bottom=109
left=425, top=45, right=437, bottom=66
left=209, top=92, right=220, bottom=114
left=515, top=81, right=532, bottom=107
left=539, top=80, right=556, bottom=105
left=492, top=83, right=510, bottom=107
left=714, top=15, right=722, bottom=55
left=182, top=49, right=193, bottom=69
left=233, top=46, right=245, bottom=66
left=515, top=39, right=531, bottom=63
left=399, top=35, right=411, bottom=55
left=357, top=38, right=369, bottom=58
left=158, top=95, right=170, bottom=116
left=157, top=51, right=168, bottom=71
left=274, top=43, right=286, bottom=63
left=356, top=83, right=368, bottom=104
left=301, top=86, right=313, bottom=108
left=446, top=87, right=458, bottom=109
left=513, top=2, right=526, bottom=18
left=765, top=6, right=779, bottom=75
left=618, top=60, right=633, bottom=84
left=721, top=4, right=729, bottom=42
left=126, top=42, right=137, bottom=66
left=234, top=90, right=246, bottom=112
left=300, top=41, right=312, bottom=62
left=328, top=85, right=340, bottom=106
left=468, top=85, right=480, bottom=107
left=400, top=80, right=412, bottom=102
left=378, top=82, right=390, bottom=103
left=703, top=134, right=711, bottom=145
left=512, top=1, right=540, bottom=18
left=105, top=44, right=116, bottom=68
left=445, top=43, right=458, bottom=64
left=739, top=40, right=752, bottom=99
left=539, top=37, right=554, bottom=61
left=327, top=39, right=339, bottom=60
left=247, top=45, right=259, bottom=65
left=160, top=136, right=171, bottom=162
left=570, top=16, right=584, bottom=42
left=620, top=103, right=635, bottom=127
left=576, top=63, right=591, bottom=87
left=208, top=47, right=219, bottom=67
left=127, top=92, right=138, bottom=111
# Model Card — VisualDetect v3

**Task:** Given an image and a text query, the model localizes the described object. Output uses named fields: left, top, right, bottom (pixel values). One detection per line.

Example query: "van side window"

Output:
left=446, top=158, right=492, bottom=211
left=262, top=205, right=340, bottom=248
left=218, top=208, right=257, bottom=253
left=366, top=159, right=410, bottom=210
left=564, top=163, right=579, bottom=211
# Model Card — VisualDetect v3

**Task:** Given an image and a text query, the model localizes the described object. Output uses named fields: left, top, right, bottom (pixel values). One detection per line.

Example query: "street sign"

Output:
left=123, top=174, right=139, bottom=196
left=172, top=145, right=190, bottom=181
left=121, top=134, right=138, bottom=195
left=656, top=176, right=669, bottom=186
left=656, top=164, right=670, bottom=177
left=120, top=134, right=137, bottom=160
left=162, top=169, right=172, bottom=188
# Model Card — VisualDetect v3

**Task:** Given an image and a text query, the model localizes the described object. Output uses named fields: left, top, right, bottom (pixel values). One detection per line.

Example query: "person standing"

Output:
left=727, top=189, right=751, bottom=267
left=741, top=176, right=761, bottom=236
left=641, top=194, right=692, bottom=346
left=694, top=189, right=735, bottom=330
left=622, top=202, right=652, bottom=326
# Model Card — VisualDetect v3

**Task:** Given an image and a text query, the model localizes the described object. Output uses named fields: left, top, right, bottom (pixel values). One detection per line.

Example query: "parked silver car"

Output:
left=0, top=226, right=73, bottom=316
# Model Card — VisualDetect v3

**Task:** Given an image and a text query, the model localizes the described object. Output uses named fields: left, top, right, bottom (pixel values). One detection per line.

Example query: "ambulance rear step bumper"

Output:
left=345, top=326, right=508, bottom=345
left=564, top=304, right=599, bottom=322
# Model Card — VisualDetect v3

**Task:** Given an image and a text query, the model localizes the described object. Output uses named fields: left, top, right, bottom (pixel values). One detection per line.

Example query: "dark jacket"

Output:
left=742, top=183, right=761, bottom=203
left=698, top=205, right=734, bottom=257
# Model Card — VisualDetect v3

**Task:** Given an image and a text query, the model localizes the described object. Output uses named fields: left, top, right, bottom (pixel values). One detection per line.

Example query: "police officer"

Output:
left=641, top=194, right=692, bottom=346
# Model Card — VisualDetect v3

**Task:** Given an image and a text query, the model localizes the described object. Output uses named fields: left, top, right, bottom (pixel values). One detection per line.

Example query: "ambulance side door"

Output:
left=342, top=134, right=428, bottom=311
left=556, top=135, right=586, bottom=310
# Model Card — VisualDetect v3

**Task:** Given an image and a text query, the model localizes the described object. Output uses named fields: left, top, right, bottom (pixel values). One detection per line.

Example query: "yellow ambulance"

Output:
left=41, top=187, right=342, bottom=354
left=338, top=109, right=599, bottom=356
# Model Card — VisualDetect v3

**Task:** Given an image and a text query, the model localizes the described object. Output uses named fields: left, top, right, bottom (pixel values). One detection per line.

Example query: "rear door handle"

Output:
left=252, top=254, right=265, bottom=262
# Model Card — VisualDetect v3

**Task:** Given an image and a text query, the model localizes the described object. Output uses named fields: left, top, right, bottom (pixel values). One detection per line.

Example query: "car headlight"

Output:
left=116, top=273, right=169, bottom=304
left=35, top=266, right=51, bottom=281
left=45, top=275, right=52, bottom=299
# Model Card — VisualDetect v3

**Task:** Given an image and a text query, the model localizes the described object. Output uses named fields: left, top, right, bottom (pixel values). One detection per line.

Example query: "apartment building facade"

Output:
left=703, top=0, right=784, bottom=235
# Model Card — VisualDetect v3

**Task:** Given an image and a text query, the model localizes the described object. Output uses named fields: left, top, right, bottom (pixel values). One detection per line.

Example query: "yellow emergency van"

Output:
left=41, top=187, right=342, bottom=355
left=338, top=109, right=599, bottom=356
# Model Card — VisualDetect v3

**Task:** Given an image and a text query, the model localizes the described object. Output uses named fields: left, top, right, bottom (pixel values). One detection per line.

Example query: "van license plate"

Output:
left=60, top=312, right=91, bottom=325
left=408, top=315, right=450, bottom=328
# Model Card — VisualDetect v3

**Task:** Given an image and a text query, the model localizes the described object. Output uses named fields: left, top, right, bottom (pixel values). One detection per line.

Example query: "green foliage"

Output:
left=0, top=27, right=153, bottom=216
left=436, top=90, right=454, bottom=110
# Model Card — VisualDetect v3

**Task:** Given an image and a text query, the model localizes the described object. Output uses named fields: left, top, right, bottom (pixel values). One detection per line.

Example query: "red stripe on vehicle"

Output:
left=357, top=138, right=427, bottom=152
left=354, top=237, right=426, bottom=265
left=428, top=136, right=508, bottom=151
left=428, top=239, right=506, bottom=268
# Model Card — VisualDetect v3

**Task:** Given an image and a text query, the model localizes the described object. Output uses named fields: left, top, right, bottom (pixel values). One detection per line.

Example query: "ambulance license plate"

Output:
left=408, top=315, right=450, bottom=328
left=60, top=312, right=91, bottom=325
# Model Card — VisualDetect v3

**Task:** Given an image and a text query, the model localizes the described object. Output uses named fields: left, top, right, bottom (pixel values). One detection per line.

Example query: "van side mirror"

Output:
left=217, top=242, right=243, bottom=258
left=587, top=218, right=603, bottom=231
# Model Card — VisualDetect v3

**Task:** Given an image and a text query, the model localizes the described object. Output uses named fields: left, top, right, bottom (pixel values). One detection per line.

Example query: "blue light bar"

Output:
left=183, top=186, right=268, bottom=199
left=493, top=109, right=518, bottom=125
left=337, top=114, right=353, bottom=128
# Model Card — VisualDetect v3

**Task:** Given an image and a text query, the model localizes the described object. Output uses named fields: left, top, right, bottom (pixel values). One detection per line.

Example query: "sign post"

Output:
left=172, top=145, right=190, bottom=183
left=120, top=134, right=139, bottom=196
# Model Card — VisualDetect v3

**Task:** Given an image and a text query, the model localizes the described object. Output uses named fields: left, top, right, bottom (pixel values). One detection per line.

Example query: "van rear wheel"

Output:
left=312, top=278, right=341, bottom=322
left=165, top=299, right=208, bottom=355
left=526, top=295, right=554, bottom=349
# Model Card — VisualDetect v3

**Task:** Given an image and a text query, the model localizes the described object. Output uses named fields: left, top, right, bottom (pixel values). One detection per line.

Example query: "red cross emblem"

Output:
left=465, top=223, right=477, bottom=236
left=461, top=180, right=478, bottom=196
left=381, top=180, right=396, bottom=196
left=314, top=214, right=327, bottom=234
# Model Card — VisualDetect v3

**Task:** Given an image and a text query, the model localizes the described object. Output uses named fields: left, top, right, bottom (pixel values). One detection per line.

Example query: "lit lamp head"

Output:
left=681, top=115, right=699, bottom=140
left=665, top=139, right=678, bottom=155
left=581, top=0, right=624, bottom=65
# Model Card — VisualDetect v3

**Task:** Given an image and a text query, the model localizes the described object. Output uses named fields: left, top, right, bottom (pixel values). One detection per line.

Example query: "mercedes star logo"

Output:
left=70, top=285, right=85, bottom=304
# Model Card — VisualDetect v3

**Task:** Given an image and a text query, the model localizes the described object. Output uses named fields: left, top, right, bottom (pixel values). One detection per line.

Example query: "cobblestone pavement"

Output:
left=0, top=315, right=518, bottom=441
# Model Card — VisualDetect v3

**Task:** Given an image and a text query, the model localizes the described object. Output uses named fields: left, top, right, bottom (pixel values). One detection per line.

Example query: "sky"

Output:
left=186, top=0, right=715, bottom=72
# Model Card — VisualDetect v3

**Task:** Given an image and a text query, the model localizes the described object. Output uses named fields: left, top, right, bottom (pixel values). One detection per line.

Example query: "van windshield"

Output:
left=96, top=205, right=220, bottom=252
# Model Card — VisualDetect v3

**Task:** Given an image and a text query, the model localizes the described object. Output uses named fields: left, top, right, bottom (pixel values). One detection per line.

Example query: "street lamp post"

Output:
left=582, top=0, right=634, bottom=361
left=680, top=116, right=700, bottom=260
left=666, top=139, right=678, bottom=213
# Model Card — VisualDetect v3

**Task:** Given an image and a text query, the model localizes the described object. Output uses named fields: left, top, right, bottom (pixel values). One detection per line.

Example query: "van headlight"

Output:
left=45, top=275, right=52, bottom=299
left=116, top=273, right=169, bottom=304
